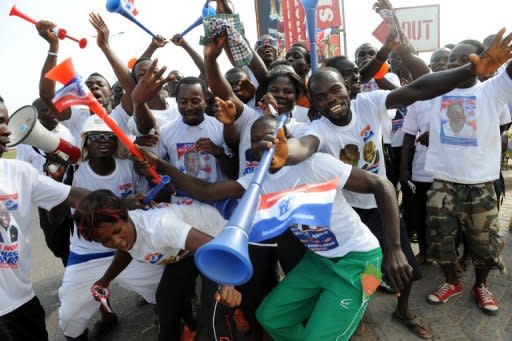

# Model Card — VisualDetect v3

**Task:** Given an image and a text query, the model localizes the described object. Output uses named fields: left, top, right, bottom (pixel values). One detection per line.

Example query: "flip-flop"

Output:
left=392, top=311, right=433, bottom=340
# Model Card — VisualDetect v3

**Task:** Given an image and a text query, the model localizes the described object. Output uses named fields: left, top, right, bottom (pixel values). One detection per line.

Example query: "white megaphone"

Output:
left=7, top=105, right=81, bottom=164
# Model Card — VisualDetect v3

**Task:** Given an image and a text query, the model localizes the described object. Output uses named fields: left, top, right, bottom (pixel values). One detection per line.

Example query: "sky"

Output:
left=0, top=0, right=510, bottom=112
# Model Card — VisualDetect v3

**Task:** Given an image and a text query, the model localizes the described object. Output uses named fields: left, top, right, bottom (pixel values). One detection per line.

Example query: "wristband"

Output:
left=48, top=51, right=58, bottom=56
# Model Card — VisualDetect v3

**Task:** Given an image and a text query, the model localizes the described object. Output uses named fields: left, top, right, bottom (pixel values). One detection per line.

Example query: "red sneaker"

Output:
left=427, top=282, right=462, bottom=304
left=472, top=283, right=498, bottom=315
left=181, top=324, right=197, bottom=341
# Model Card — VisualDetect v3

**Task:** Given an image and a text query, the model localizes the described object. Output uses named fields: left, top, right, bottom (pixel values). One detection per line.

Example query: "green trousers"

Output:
left=256, top=248, right=382, bottom=341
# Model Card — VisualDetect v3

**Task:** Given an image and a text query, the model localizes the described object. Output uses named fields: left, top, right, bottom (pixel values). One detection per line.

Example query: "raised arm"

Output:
left=171, top=34, right=206, bottom=81
left=131, top=59, right=172, bottom=134
left=344, top=168, right=411, bottom=291
left=386, top=29, right=512, bottom=109
left=359, top=27, right=400, bottom=84
left=89, top=13, right=135, bottom=113
left=36, top=20, right=71, bottom=121
left=139, top=35, right=168, bottom=60
left=204, top=33, right=245, bottom=117
left=141, top=149, right=245, bottom=201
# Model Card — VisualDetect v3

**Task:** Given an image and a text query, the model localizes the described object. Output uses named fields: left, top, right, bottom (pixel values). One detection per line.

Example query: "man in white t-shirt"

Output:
left=420, top=39, right=512, bottom=315
left=0, top=97, right=89, bottom=341
left=138, top=115, right=409, bottom=341
left=284, top=34, right=511, bottom=336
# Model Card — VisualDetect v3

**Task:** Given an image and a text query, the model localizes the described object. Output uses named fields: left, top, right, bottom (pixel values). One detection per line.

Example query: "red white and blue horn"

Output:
left=106, top=0, right=157, bottom=38
left=194, top=110, right=289, bottom=285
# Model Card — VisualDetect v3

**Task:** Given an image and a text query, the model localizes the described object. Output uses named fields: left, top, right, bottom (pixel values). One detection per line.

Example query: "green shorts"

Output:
left=256, top=248, right=382, bottom=341
left=426, top=179, right=504, bottom=271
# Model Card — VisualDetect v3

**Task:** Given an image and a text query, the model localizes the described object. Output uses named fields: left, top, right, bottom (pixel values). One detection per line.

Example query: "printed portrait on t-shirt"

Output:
left=176, top=142, right=214, bottom=182
left=339, top=144, right=360, bottom=167
left=440, top=96, right=477, bottom=146
left=0, top=203, right=20, bottom=267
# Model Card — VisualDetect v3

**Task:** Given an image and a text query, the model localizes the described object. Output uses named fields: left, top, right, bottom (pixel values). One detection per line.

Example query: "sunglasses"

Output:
left=87, top=133, right=117, bottom=143
left=256, top=38, right=278, bottom=48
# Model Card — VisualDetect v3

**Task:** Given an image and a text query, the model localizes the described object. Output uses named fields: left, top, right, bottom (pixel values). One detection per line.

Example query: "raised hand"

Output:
left=35, top=20, right=59, bottom=45
left=237, top=79, right=256, bottom=101
left=132, top=59, right=172, bottom=105
left=195, top=137, right=224, bottom=156
left=213, top=97, right=237, bottom=125
left=171, top=34, right=187, bottom=47
left=89, top=13, right=109, bottom=49
left=151, top=35, right=168, bottom=48
left=257, top=93, right=279, bottom=116
left=373, top=0, right=394, bottom=13
left=204, top=31, right=227, bottom=61
left=470, top=28, right=512, bottom=77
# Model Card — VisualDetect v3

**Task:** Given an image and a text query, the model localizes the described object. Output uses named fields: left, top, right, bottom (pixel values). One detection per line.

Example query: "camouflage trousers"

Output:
left=426, top=179, right=504, bottom=272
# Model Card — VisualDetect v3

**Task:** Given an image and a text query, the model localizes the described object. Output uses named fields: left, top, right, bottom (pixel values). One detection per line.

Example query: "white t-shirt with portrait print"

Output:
left=425, top=71, right=512, bottom=184
left=70, top=158, right=149, bottom=255
left=0, top=159, right=70, bottom=316
left=237, top=153, right=379, bottom=258
left=235, top=104, right=309, bottom=177
left=160, top=115, right=229, bottom=183
left=307, top=90, right=392, bottom=209
left=127, top=201, right=226, bottom=265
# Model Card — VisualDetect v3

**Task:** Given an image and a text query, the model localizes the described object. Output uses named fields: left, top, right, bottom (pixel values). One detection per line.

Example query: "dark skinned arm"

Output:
left=399, top=133, right=415, bottom=183
left=386, top=29, right=512, bottom=109
left=171, top=34, right=207, bottom=82
left=95, top=250, right=133, bottom=288
left=139, top=149, right=245, bottom=201
left=344, top=167, right=411, bottom=291
left=131, top=59, right=172, bottom=134
left=204, top=33, right=246, bottom=118
left=36, top=20, right=72, bottom=121
left=89, top=13, right=136, bottom=114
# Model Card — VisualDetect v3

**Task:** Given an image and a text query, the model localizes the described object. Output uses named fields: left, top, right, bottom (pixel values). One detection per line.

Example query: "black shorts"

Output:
left=354, top=207, right=422, bottom=281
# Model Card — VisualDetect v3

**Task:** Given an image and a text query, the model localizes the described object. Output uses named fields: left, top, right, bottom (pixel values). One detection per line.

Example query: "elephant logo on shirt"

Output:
left=339, top=144, right=360, bottom=167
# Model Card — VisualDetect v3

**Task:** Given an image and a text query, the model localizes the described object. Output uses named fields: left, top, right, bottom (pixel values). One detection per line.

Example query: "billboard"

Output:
left=255, top=0, right=346, bottom=61
left=373, top=5, right=440, bottom=53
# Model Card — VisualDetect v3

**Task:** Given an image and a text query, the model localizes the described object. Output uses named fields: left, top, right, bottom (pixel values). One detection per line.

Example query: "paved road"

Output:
left=32, top=172, right=512, bottom=340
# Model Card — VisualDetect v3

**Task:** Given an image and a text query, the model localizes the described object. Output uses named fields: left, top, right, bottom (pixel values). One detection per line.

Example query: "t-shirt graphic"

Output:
left=0, top=194, right=18, bottom=211
left=0, top=203, right=20, bottom=269
left=176, top=143, right=214, bottom=182
left=290, top=224, right=339, bottom=252
left=358, top=124, right=380, bottom=173
left=392, top=107, right=407, bottom=134
left=119, top=183, right=134, bottom=198
left=339, top=144, right=360, bottom=167
left=440, top=96, right=477, bottom=146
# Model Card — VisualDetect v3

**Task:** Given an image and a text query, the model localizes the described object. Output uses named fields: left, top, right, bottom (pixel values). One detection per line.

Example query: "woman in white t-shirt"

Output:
left=72, top=190, right=242, bottom=331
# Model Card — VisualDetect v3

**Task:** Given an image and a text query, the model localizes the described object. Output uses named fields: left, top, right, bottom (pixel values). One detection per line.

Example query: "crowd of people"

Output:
left=1, top=0, right=512, bottom=340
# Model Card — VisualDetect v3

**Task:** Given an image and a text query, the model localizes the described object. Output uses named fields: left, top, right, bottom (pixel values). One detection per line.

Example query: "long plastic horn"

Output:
left=180, top=5, right=216, bottom=37
left=194, top=111, right=289, bottom=286
left=9, top=5, right=87, bottom=48
left=106, top=0, right=157, bottom=38
left=301, top=0, right=319, bottom=72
